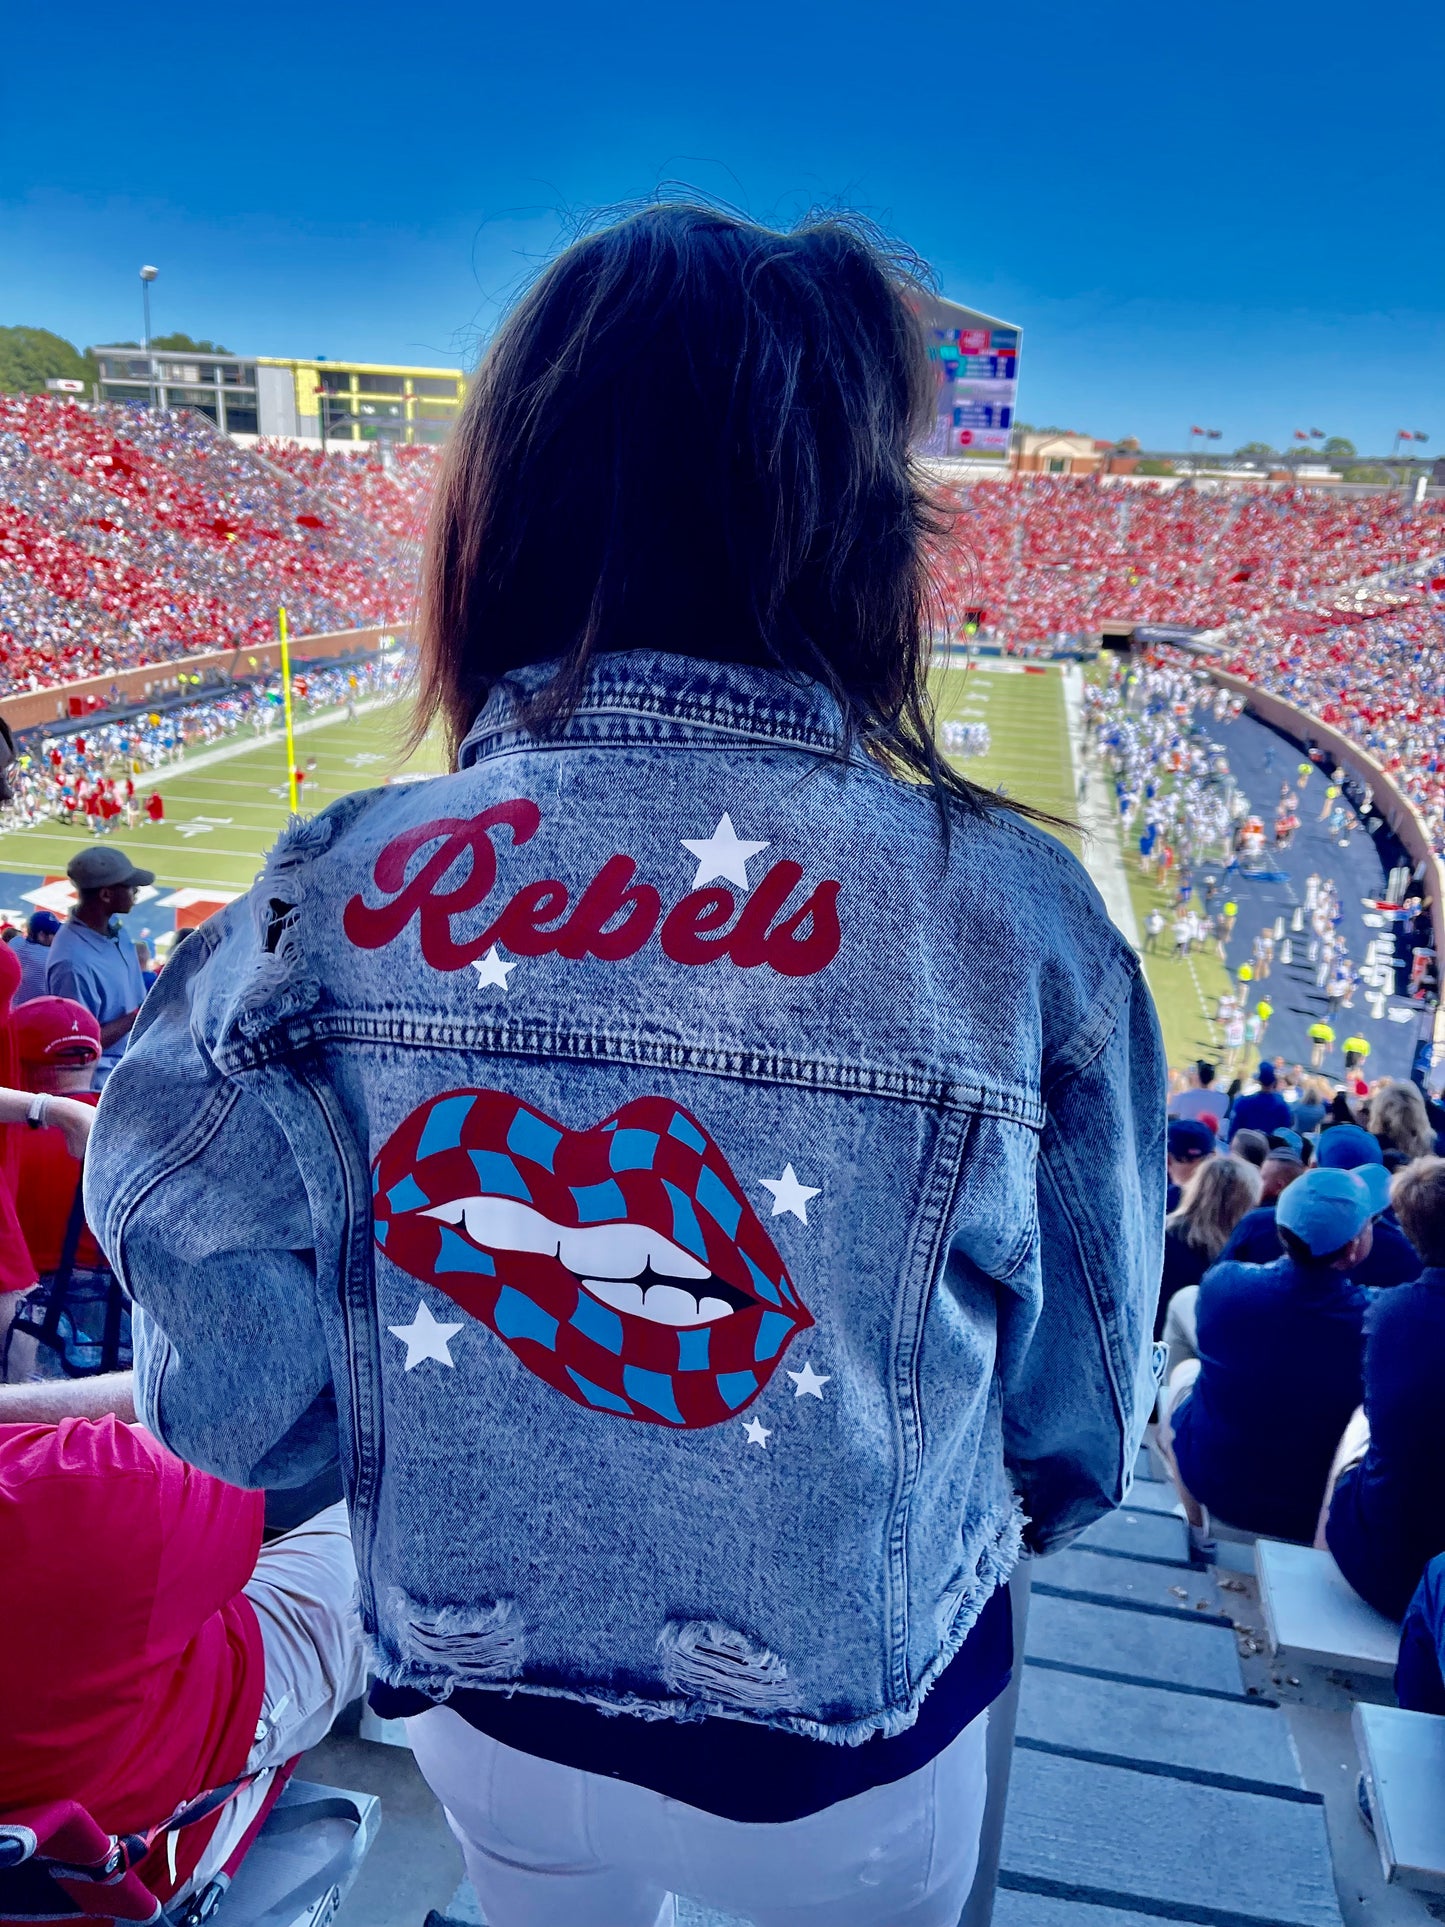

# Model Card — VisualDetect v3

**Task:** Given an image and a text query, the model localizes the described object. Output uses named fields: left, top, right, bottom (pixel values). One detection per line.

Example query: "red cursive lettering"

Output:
left=728, top=862, right=843, bottom=976
left=344, top=803, right=842, bottom=979
left=554, top=857, right=662, bottom=962
left=484, top=880, right=572, bottom=957
left=343, top=801, right=540, bottom=970
left=659, top=888, right=737, bottom=965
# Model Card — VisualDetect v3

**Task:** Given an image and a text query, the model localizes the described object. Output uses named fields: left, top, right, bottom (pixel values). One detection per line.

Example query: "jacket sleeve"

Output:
left=1000, top=957, right=1167, bottom=1555
left=83, top=932, right=341, bottom=1492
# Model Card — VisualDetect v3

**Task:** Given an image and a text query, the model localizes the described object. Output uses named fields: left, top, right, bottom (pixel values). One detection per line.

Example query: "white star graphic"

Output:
left=388, top=1299, right=464, bottom=1371
left=681, top=813, right=769, bottom=889
left=471, top=945, right=516, bottom=991
left=742, top=1416, right=771, bottom=1448
left=787, top=1361, right=831, bottom=1400
left=760, top=1164, right=821, bottom=1224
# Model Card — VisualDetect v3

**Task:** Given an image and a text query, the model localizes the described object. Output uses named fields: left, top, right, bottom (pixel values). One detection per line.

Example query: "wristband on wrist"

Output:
left=25, top=1093, right=49, bottom=1131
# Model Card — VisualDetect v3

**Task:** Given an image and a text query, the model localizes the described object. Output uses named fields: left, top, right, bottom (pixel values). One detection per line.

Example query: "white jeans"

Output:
left=407, top=1702, right=989, bottom=1927
left=190, top=1502, right=368, bottom=1888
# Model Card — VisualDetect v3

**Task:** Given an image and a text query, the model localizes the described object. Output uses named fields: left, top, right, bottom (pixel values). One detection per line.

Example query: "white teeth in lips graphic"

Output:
left=421, top=1195, right=743, bottom=1327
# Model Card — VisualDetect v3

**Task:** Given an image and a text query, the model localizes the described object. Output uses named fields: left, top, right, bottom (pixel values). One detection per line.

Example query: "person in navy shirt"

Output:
left=1161, top=1164, right=1385, bottom=1549
left=1326, top=1158, right=1445, bottom=1620
left=1220, top=1124, right=1421, bottom=1289
left=1228, top=1062, right=1292, bottom=1140
left=1396, top=1555, right=1445, bottom=1714
left=1166, top=1116, right=1215, bottom=1213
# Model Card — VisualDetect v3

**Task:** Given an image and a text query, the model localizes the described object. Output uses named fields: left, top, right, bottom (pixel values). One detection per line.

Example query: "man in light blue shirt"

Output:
left=46, top=846, right=156, bottom=1089
left=14, top=908, right=61, bottom=1005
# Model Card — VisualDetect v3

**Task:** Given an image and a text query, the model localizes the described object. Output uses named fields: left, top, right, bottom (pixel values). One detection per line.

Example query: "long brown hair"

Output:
left=411, top=200, right=1036, bottom=824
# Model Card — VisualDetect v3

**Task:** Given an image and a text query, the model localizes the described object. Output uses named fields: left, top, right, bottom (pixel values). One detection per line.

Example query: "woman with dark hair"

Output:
left=87, top=204, right=1164, bottom=1926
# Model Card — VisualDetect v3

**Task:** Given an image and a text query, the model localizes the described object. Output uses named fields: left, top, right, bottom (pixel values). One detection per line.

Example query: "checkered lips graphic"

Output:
left=371, top=1089, right=813, bottom=1426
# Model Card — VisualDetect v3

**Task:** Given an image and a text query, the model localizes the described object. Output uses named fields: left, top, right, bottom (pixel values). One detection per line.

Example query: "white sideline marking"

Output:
left=1061, top=664, right=1141, bottom=952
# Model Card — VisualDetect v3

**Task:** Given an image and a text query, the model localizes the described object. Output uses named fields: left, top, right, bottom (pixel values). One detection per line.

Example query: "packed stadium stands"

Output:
left=257, top=440, right=438, bottom=544
left=937, top=478, right=1445, bottom=651
left=0, top=397, right=419, bottom=697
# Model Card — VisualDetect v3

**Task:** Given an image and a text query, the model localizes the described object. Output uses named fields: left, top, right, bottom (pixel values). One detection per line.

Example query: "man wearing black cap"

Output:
left=1167, top=1117, right=1215, bottom=1213
left=45, top=845, right=157, bottom=1089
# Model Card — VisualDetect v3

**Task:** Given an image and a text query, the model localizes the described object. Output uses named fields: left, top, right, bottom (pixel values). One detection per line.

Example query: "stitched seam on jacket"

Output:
left=1035, top=1131, right=1129, bottom=1492
left=213, top=1017, right=1048, bottom=1129
left=94, top=1073, right=240, bottom=1264
left=883, top=1106, right=974, bottom=1702
left=1041, top=954, right=1140, bottom=1098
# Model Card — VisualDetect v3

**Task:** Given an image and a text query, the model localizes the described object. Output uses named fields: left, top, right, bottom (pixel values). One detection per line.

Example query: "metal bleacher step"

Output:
left=1352, top=1703, right=1445, bottom=1893
left=1255, top=1538, right=1401, bottom=1678
left=1025, top=1590, right=1248, bottom=1696
left=1017, top=1666, right=1302, bottom=1789
left=1039, top=1546, right=1226, bottom=1613
left=999, top=1747, right=1342, bottom=1927
left=1077, top=1506, right=1192, bottom=1563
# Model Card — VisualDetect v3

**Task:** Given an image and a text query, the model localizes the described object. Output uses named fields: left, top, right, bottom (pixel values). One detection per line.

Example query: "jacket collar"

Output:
left=457, top=650, right=853, bottom=769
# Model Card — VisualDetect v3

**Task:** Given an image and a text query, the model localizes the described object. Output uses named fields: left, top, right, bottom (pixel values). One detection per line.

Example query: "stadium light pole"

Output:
left=139, top=266, right=158, bottom=412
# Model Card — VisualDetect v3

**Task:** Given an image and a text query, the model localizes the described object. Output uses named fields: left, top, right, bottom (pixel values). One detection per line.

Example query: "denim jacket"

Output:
left=86, top=650, right=1165, bottom=1745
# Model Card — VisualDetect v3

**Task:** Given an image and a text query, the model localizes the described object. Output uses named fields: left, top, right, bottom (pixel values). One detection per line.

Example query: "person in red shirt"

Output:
left=145, top=791, right=164, bottom=823
left=0, top=1373, right=366, bottom=1913
left=12, top=998, right=104, bottom=1274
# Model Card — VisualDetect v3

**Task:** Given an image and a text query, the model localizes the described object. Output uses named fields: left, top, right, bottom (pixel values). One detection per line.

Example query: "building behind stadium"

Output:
left=88, top=347, right=466, bottom=446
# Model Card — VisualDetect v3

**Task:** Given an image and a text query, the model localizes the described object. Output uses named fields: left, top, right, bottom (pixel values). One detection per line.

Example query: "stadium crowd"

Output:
left=0, top=397, right=417, bottom=696
left=937, top=477, right=1445, bottom=651
left=5, top=258, right=1445, bottom=1918
left=256, top=439, right=438, bottom=544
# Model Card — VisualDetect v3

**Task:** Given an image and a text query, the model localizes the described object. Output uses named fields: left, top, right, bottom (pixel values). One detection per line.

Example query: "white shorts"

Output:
left=407, top=1699, right=989, bottom=1927
left=189, top=1502, right=367, bottom=1889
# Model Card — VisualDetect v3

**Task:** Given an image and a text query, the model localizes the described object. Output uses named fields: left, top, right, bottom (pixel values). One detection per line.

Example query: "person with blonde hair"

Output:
left=1366, top=1079, right=1434, bottom=1167
left=1156, top=1155, right=1261, bottom=1343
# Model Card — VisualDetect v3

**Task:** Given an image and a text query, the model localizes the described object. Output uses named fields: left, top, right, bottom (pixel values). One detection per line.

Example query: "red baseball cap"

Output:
left=15, top=997, right=102, bottom=1065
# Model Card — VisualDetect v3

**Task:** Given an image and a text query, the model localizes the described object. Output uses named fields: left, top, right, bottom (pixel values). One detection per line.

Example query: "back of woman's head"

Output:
left=1170, top=1154, right=1262, bottom=1258
left=1367, top=1079, right=1433, bottom=1160
left=414, top=201, right=1000, bottom=814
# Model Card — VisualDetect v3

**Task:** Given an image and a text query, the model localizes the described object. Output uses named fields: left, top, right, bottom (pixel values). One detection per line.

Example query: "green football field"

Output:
left=933, top=659, right=1228, bottom=1069
left=0, top=703, right=444, bottom=903
left=0, top=673, right=1208, bottom=1067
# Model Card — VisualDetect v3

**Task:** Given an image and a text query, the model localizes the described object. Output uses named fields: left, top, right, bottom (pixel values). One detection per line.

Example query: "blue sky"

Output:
left=3, top=0, right=1441, bottom=454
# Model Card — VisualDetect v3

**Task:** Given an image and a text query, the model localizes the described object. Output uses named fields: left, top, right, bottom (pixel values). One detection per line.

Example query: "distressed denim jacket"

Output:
left=86, top=650, right=1165, bottom=1745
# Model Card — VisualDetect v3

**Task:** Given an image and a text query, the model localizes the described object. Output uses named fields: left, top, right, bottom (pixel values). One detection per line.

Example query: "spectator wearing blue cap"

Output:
left=14, top=909, right=61, bottom=1006
left=1314, top=1124, right=1421, bottom=1289
left=1227, top=1062, right=1292, bottom=1141
left=1159, top=1163, right=1386, bottom=1549
left=1167, top=1117, right=1215, bottom=1213
left=1323, top=1157, right=1445, bottom=1620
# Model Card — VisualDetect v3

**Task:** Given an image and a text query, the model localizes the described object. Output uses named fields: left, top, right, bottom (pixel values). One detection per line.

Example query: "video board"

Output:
left=913, top=291, right=1021, bottom=457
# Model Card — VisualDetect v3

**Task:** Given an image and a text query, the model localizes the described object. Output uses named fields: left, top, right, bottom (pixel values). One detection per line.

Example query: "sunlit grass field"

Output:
left=0, top=703, right=443, bottom=901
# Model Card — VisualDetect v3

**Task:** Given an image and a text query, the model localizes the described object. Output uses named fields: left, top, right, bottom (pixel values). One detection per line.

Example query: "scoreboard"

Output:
left=912, top=291, right=1022, bottom=457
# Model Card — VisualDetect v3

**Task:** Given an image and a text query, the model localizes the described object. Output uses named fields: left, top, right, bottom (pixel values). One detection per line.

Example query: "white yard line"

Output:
left=1061, top=664, right=1142, bottom=951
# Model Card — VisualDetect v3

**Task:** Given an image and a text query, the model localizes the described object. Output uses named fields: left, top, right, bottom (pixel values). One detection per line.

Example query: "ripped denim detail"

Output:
left=235, top=814, right=332, bottom=1038
left=378, top=1587, right=527, bottom=1694
left=657, top=1618, right=795, bottom=1713
left=367, top=1497, right=1026, bottom=1745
